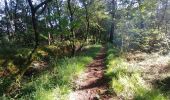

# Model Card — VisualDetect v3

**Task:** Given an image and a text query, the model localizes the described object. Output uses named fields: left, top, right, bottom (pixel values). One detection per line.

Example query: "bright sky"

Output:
left=0, top=0, right=41, bottom=8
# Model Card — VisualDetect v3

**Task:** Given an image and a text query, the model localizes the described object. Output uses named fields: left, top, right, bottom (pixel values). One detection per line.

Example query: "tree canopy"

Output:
left=0, top=0, right=170, bottom=99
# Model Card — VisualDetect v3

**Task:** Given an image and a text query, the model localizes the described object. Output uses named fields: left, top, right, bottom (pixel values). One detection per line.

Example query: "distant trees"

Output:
left=0, top=0, right=109, bottom=47
left=110, top=0, right=117, bottom=43
left=1, top=0, right=170, bottom=95
left=106, top=0, right=170, bottom=52
left=27, top=0, right=52, bottom=49
left=80, top=0, right=90, bottom=42
left=0, top=0, right=170, bottom=53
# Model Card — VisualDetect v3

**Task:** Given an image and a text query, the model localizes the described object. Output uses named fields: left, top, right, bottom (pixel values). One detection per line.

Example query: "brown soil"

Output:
left=69, top=47, right=119, bottom=100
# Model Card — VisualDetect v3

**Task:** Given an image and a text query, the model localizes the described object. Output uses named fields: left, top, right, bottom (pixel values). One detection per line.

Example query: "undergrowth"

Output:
left=0, top=45, right=101, bottom=100
left=106, top=43, right=168, bottom=100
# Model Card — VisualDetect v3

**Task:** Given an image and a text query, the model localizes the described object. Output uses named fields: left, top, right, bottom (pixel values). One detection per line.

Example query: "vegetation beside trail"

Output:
left=1, top=0, right=170, bottom=99
left=106, top=44, right=170, bottom=100
left=0, top=45, right=101, bottom=100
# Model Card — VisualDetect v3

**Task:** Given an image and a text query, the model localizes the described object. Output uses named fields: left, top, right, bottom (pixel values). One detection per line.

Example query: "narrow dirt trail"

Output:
left=69, top=47, right=118, bottom=100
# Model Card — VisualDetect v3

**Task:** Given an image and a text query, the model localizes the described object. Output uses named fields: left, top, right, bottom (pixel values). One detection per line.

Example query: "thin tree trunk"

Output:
left=67, top=0, right=76, bottom=55
left=82, top=1, right=90, bottom=43
left=137, top=0, right=145, bottom=29
left=110, top=0, right=116, bottom=43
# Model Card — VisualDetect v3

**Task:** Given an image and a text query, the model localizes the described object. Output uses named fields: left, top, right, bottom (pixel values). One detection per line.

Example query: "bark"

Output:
left=110, top=0, right=116, bottom=43
left=56, top=0, right=63, bottom=41
left=27, top=0, right=52, bottom=47
left=4, top=0, right=15, bottom=40
left=56, top=0, right=62, bottom=31
left=67, top=0, right=74, bottom=34
left=48, top=32, right=52, bottom=45
left=14, top=0, right=18, bottom=34
left=157, top=0, right=168, bottom=30
left=11, top=0, right=53, bottom=90
left=47, top=7, right=53, bottom=45
left=137, top=0, right=145, bottom=29
left=82, top=0, right=90, bottom=42
left=67, top=0, right=76, bottom=55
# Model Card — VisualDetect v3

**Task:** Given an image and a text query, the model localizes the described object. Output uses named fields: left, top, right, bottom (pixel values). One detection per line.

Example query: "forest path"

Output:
left=69, top=47, right=118, bottom=100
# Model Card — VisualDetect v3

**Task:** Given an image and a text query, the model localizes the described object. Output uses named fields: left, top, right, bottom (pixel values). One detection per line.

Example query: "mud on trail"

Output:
left=69, top=47, right=118, bottom=100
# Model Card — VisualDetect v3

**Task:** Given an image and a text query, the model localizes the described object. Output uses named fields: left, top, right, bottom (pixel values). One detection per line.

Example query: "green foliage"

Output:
left=0, top=45, right=101, bottom=99
left=1, top=0, right=170, bottom=99
left=106, top=44, right=168, bottom=100
left=113, top=0, right=170, bottom=52
left=134, top=88, right=168, bottom=100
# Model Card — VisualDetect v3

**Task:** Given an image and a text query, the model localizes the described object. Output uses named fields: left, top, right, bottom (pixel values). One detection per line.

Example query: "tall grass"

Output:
left=1, top=45, right=101, bottom=100
left=106, top=43, right=168, bottom=100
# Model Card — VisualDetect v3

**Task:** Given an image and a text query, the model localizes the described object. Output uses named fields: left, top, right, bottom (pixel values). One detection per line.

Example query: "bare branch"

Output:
left=38, top=4, right=48, bottom=15
left=35, top=0, right=52, bottom=11
left=27, top=0, right=34, bottom=10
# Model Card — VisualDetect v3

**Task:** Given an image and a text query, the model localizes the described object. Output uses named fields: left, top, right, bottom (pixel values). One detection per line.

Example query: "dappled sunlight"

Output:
left=0, top=0, right=170, bottom=99
left=127, top=52, right=170, bottom=83
left=106, top=43, right=170, bottom=99
left=0, top=45, right=101, bottom=99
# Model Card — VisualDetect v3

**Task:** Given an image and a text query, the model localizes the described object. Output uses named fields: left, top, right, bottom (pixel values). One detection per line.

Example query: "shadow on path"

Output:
left=69, top=47, right=118, bottom=100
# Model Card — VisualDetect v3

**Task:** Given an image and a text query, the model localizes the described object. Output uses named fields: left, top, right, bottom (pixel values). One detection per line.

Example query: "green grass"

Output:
left=134, top=88, right=168, bottom=100
left=0, top=44, right=101, bottom=100
left=106, top=43, right=168, bottom=100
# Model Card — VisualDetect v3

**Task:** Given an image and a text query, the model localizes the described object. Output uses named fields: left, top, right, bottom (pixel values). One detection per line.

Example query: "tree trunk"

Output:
left=137, top=0, right=145, bottom=29
left=82, top=1, right=90, bottom=43
left=67, top=0, right=76, bottom=55
left=31, top=12, right=39, bottom=48
left=110, top=0, right=116, bottom=43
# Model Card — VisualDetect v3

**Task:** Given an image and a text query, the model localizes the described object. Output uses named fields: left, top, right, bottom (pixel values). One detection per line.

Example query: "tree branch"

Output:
left=38, top=3, right=48, bottom=15
left=27, top=0, right=34, bottom=10
left=35, top=0, right=52, bottom=11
